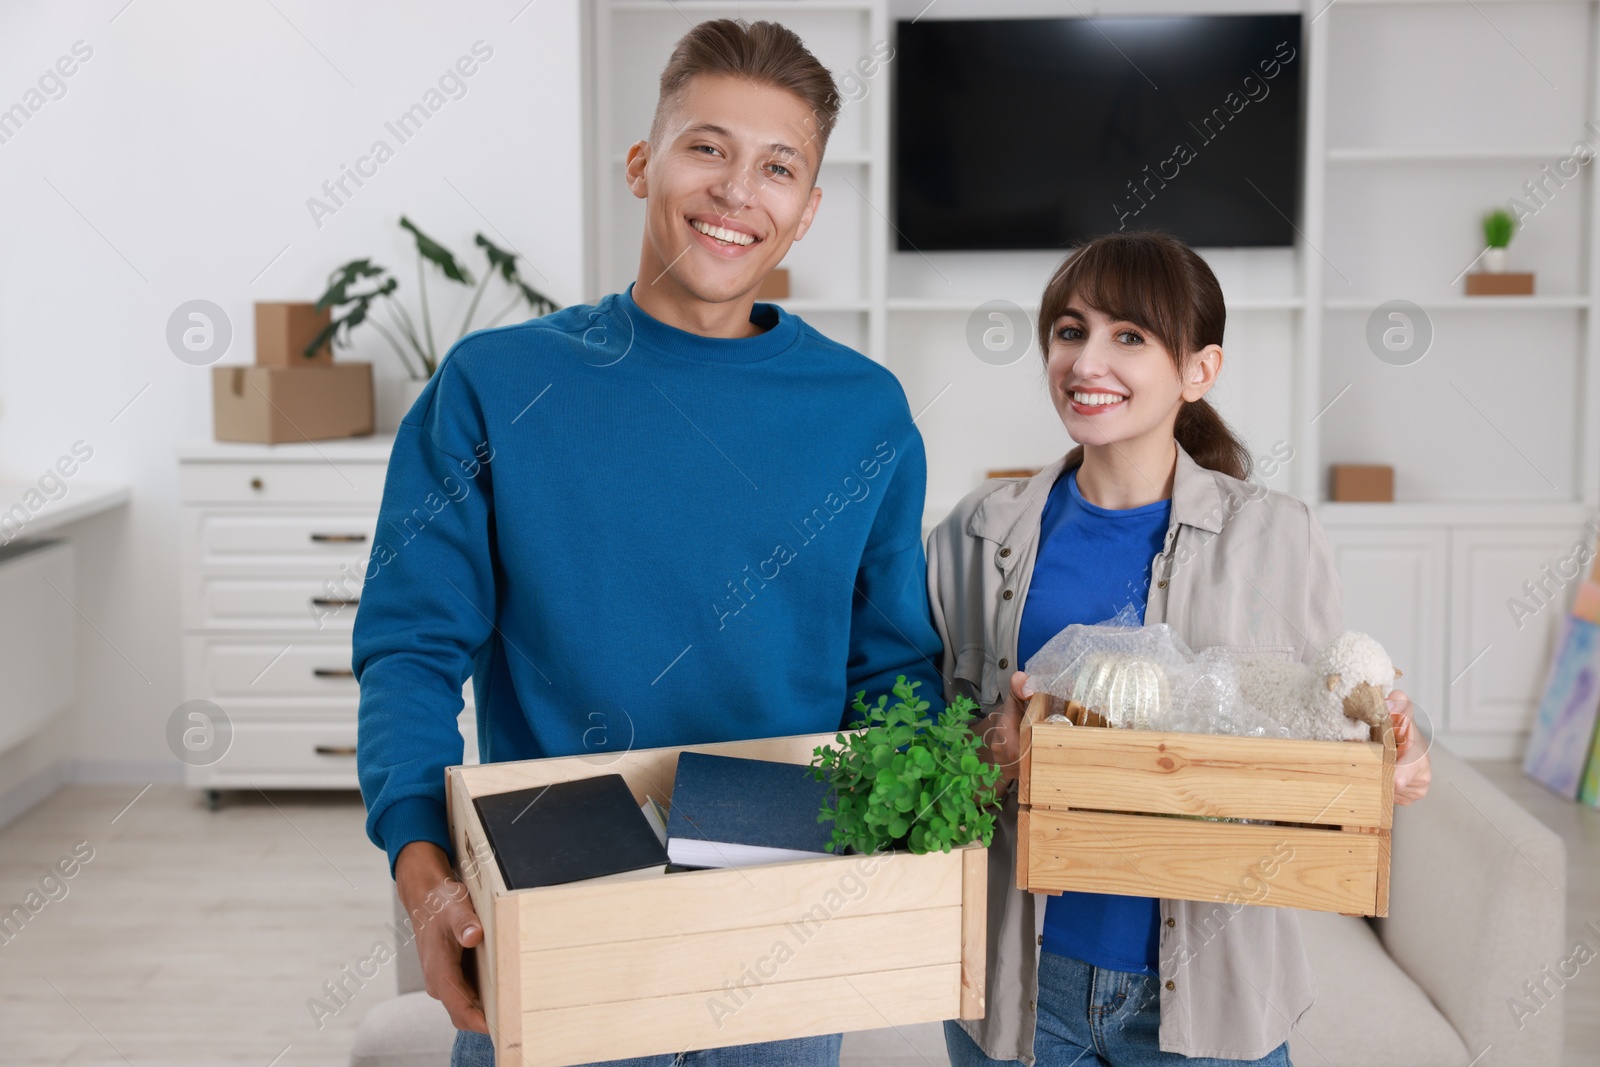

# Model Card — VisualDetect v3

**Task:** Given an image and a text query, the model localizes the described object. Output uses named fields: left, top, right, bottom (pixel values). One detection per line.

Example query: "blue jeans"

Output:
left=451, top=1030, right=842, bottom=1066
left=943, top=950, right=1292, bottom=1066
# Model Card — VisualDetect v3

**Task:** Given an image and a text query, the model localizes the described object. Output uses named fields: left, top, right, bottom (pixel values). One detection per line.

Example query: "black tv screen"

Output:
left=893, top=14, right=1303, bottom=250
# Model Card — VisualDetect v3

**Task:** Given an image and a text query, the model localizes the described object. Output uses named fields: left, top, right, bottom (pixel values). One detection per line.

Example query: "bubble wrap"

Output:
left=1023, top=606, right=1297, bottom=738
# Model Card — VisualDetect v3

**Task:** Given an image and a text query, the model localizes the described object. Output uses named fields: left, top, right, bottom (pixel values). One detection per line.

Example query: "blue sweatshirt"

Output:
left=353, top=282, right=946, bottom=872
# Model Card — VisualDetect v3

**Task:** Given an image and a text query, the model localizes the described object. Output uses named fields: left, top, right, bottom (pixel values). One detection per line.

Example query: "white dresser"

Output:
left=178, top=437, right=476, bottom=806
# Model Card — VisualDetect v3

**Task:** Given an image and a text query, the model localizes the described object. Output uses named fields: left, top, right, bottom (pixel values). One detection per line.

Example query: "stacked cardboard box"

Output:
left=212, top=303, right=373, bottom=443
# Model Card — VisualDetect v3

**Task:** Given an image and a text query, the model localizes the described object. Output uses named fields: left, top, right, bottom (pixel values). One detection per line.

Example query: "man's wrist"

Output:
left=395, top=841, right=454, bottom=897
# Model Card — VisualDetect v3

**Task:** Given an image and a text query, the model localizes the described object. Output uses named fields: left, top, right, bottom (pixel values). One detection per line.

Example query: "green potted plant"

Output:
left=307, top=216, right=559, bottom=410
left=1481, top=207, right=1516, bottom=273
left=808, top=676, right=1001, bottom=856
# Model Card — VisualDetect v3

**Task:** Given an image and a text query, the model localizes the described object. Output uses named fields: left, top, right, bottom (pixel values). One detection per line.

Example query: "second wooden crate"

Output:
left=1017, top=693, right=1395, bottom=916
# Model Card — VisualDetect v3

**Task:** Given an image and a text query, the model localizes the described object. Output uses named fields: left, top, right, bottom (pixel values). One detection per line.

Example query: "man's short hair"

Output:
left=651, top=19, right=841, bottom=163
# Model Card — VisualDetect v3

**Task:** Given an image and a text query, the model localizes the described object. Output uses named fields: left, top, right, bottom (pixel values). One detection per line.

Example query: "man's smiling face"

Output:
left=627, top=73, right=824, bottom=308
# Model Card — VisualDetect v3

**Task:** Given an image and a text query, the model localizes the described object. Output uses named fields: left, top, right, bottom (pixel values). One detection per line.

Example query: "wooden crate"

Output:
left=1017, top=693, right=1395, bottom=917
left=447, top=731, right=988, bottom=1066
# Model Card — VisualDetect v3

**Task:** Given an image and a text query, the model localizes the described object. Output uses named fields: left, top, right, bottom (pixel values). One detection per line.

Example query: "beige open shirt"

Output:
left=925, top=441, right=1344, bottom=1062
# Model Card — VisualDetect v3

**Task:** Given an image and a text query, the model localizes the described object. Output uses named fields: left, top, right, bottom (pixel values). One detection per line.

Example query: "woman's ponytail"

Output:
left=1174, top=397, right=1252, bottom=482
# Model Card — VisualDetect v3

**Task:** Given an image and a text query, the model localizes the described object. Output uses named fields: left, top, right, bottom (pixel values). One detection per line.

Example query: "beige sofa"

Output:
left=350, top=741, right=1567, bottom=1066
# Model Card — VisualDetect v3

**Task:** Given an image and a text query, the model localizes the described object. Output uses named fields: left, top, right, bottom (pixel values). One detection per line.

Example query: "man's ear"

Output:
left=1182, top=343, right=1223, bottom=401
left=624, top=140, right=650, bottom=200
left=791, top=183, right=823, bottom=242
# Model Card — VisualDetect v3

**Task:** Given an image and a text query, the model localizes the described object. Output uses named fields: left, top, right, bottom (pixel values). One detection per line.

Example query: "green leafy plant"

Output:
left=808, top=676, right=1001, bottom=856
left=1481, top=207, right=1516, bottom=249
left=306, top=216, right=559, bottom=379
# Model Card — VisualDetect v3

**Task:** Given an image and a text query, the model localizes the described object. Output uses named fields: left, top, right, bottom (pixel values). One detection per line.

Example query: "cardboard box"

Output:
left=1464, top=272, right=1535, bottom=296
left=211, top=363, right=373, bottom=444
left=255, top=302, right=333, bottom=367
left=447, top=731, right=987, bottom=1066
left=756, top=268, right=790, bottom=300
left=1330, top=464, right=1394, bottom=502
left=1016, top=693, right=1395, bottom=917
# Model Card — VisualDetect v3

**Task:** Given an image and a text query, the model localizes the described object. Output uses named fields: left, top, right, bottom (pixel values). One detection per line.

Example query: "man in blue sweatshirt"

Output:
left=353, top=19, right=945, bottom=1067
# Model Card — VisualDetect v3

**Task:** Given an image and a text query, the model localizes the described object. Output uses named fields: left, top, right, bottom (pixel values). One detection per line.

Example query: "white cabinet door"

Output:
left=0, top=541, right=75, bottom=754
left=183, top=508, right=379, bottom=566
left=1323, top=526, right=1447, bottom=736
left=1448, top=527, right=1581, bottom=748
left=179, top=461, right=387, bottom=504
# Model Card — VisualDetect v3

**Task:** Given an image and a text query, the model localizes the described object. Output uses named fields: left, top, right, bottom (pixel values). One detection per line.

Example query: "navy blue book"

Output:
left=665, top=752, right=839, bottom=869
left=473, top=774, right=670, bottom=890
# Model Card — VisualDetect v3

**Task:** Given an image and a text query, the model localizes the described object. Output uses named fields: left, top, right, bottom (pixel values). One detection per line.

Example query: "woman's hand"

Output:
left=975, top=671, right=1035, bottom=793
left=1387, top=687, right=1432, bottom=805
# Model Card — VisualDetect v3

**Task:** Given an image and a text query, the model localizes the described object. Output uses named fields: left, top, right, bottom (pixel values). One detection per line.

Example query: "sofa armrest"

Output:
left=1372, top=740, right=1566, bottom=1066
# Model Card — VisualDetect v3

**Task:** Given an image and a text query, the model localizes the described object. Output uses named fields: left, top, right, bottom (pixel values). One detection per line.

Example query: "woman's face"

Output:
left=1045, top=301, right=1189, bottom=448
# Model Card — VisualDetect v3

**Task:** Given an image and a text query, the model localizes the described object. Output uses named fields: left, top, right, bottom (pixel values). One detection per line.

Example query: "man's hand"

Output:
left=1386, top=688, right=1432, bottom=806
left=975, top=671, right=1034, bottom=794
left=395, top=841, right=489, bottom=1034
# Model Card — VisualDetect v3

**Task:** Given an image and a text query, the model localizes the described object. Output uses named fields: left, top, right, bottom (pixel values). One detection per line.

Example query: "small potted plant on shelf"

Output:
left=1466, top=207, right=1534, bottom=296
left=808, top=676, right=1001, bottom=856
left=307, top=216, right=560, bottom=412
left=1480, top=207, right=1516, bottom=273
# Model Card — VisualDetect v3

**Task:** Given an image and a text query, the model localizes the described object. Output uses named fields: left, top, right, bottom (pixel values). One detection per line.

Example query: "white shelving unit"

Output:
left=586, top=0, right=1600, bottom=756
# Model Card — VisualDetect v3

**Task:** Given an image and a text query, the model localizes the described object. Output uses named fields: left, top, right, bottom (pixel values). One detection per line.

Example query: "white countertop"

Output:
left=0, top=481, right=130, bottom=539
left=177, top=435, right=399, bottom=462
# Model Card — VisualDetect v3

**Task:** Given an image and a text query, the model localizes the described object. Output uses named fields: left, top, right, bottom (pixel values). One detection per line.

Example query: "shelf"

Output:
left=0, top=482, right=129, bottom=541
left=1315, top=501, right=1592, bottom=527
left=177, top=435, right=399, bottom=462
left=1322, top=296, right=1589, bottom=310
left=610, top=0, right=873, bottom=10
left=1227, top=297, right=1305, bottom=311
left=886, top=298, right=1026, bottom=313
left=1326, top=148, right=1574, bottom=164
left=777, top=299, right=870, bottom=313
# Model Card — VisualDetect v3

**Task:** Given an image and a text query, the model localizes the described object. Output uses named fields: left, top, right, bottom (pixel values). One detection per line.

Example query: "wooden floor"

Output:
left=0, top=764, right=1594, bottom=1066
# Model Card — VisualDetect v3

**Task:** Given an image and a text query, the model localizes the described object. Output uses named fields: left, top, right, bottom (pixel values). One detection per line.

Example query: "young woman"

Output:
left=925, top=231, right=1432, bottom=1066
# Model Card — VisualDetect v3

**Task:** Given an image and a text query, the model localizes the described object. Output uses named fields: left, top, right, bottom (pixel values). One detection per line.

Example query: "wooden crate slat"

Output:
left=959, top=844, right=986, bottom=1020
left=457, top=731, right=843, bottom=806
left=521, top=906, right=961, bottom=1010
left=447, top=767, right=508, bottom=1039
left=1024, top=809, right=1386, bottom=915
left=516, top=848, right=967, bottom=951
left=519, top=963, right=962, bottom=1067
left=1028, top=723, right=1391, bottom=828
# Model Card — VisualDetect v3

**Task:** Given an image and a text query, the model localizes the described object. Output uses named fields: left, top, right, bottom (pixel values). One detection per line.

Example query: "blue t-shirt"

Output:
left=1018, top=467, right=1171, bottom=975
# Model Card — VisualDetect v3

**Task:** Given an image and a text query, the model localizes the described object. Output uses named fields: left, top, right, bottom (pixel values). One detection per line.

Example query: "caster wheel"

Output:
left=205, top=789, right=222, bottom=812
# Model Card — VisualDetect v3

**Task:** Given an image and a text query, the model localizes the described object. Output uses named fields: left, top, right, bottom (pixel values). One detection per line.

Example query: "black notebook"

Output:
left=473, top=774, right=671, bottom=890
left=665, top=752, right=839, bottom=869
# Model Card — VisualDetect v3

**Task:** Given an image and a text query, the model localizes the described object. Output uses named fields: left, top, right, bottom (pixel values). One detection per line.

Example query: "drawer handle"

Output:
left=311, top=597, right=360, bottom=608
left=250, top=477, right=264, bottom=491
left=313, top=667, right=355, bottom=678
left=310, top=533, right=368, bottom=543
left=314, top=745, right=357, bottom=757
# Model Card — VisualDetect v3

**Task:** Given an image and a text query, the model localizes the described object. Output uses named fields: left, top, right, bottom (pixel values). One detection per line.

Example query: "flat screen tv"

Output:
left=893, top=14, right=1303, bottom=250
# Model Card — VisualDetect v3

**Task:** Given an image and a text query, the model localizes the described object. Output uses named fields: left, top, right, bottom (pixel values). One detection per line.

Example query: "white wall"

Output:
left=0, top=0, right=586, bottom=786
